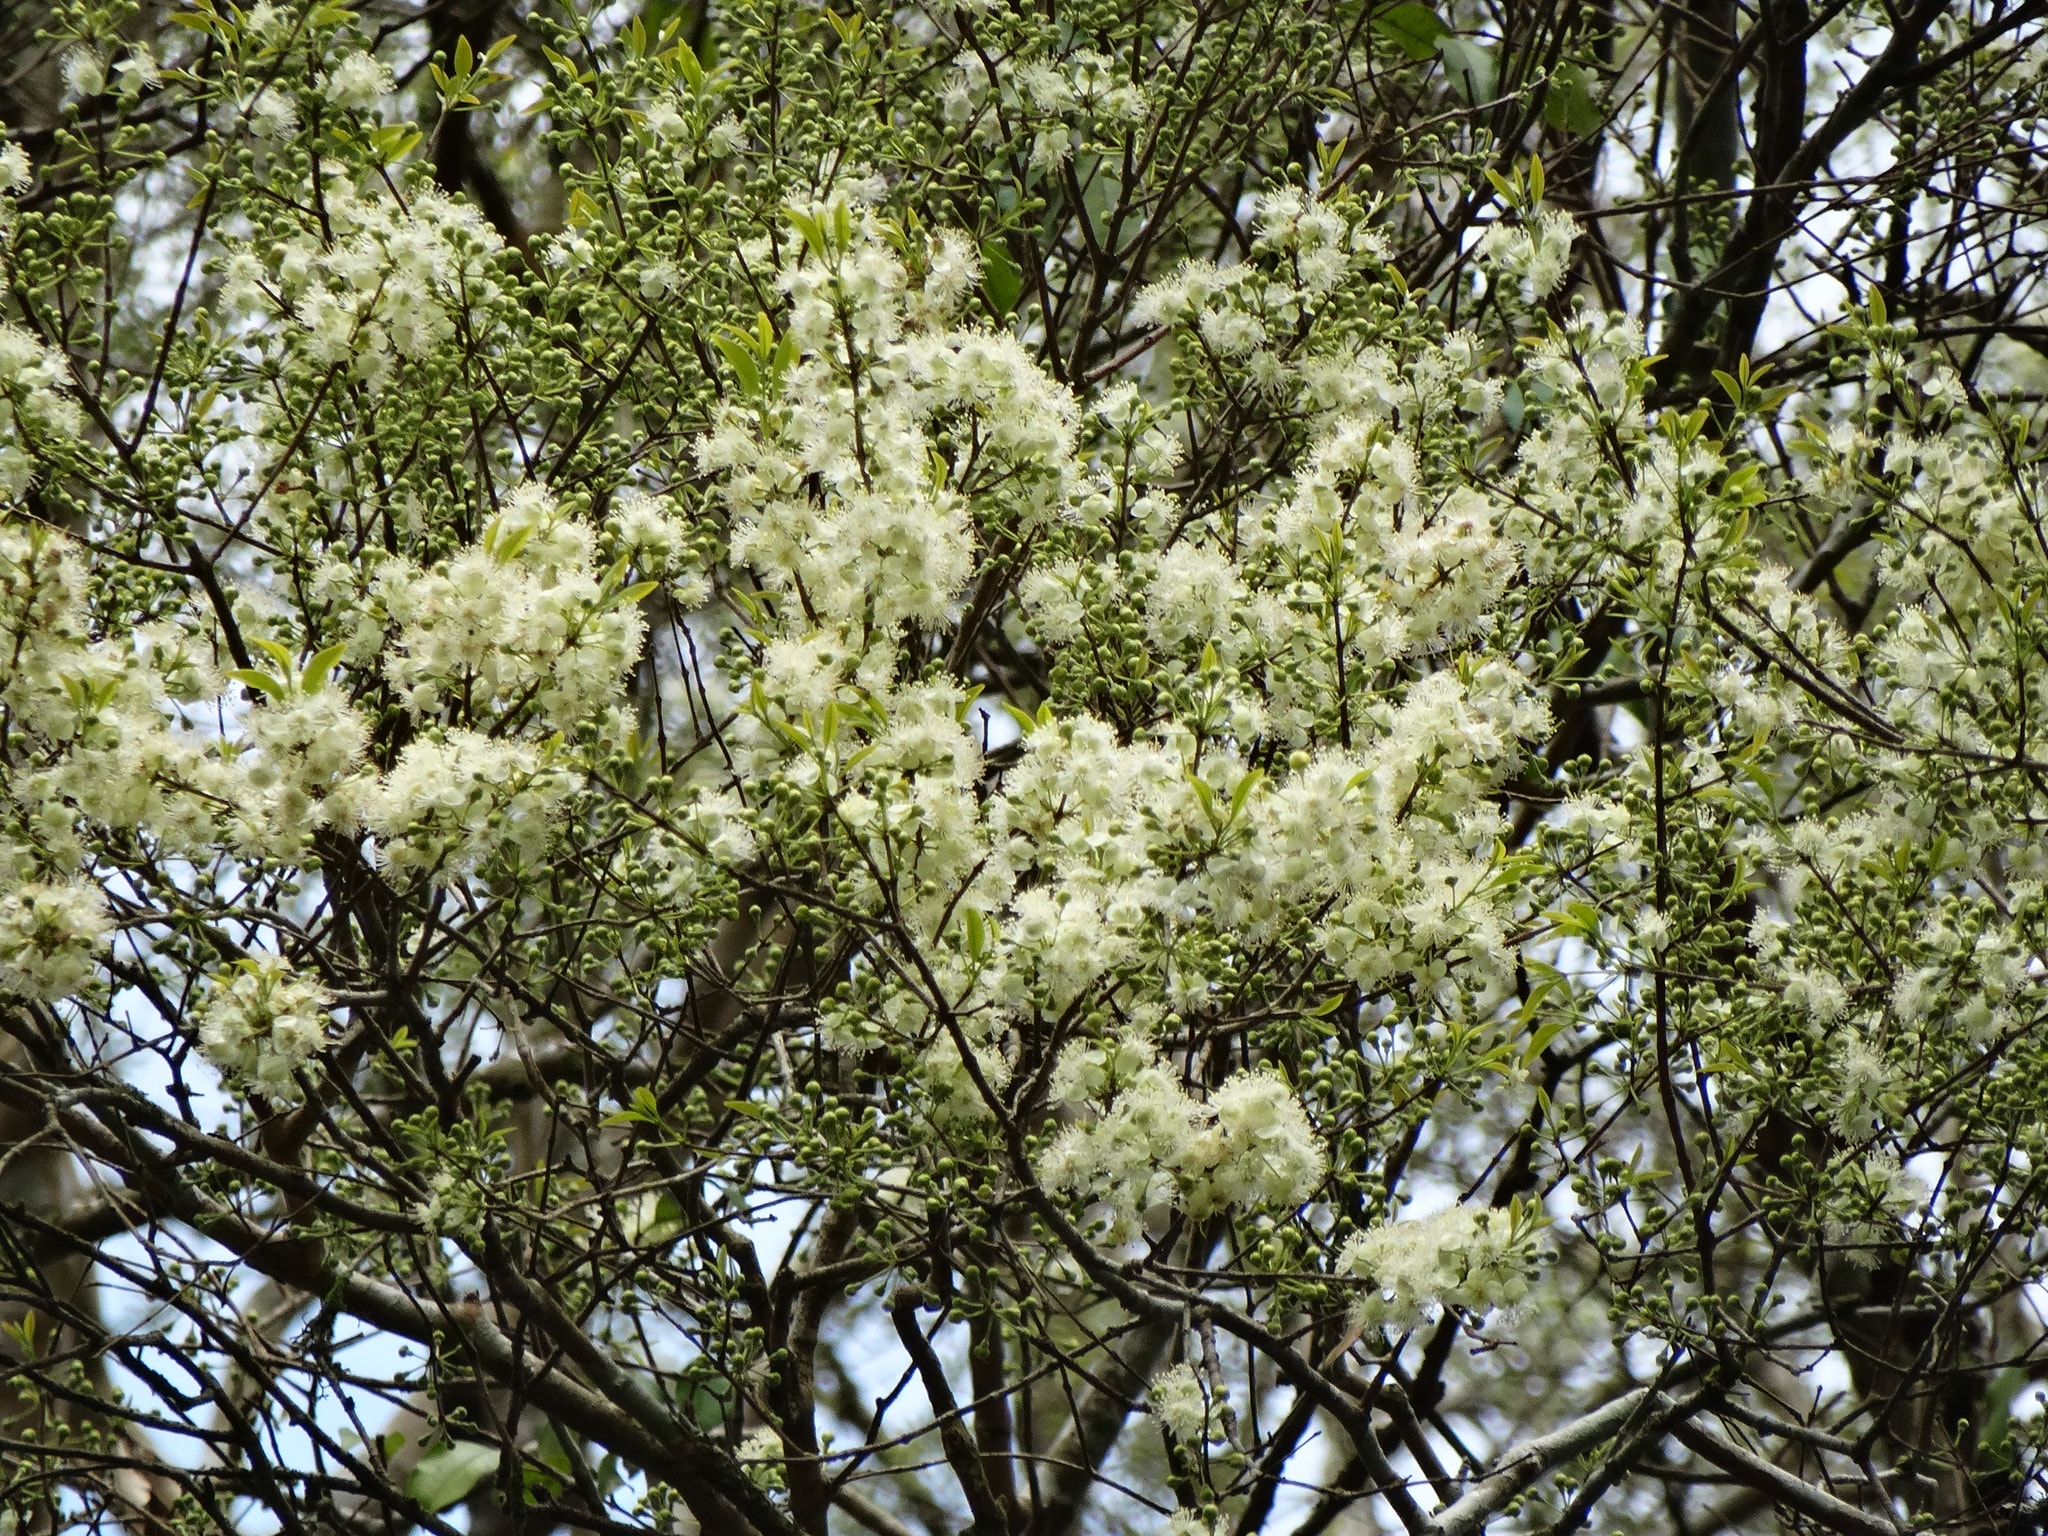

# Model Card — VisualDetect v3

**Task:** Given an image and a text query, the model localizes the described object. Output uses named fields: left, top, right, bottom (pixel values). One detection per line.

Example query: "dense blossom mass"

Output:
left=8, top=4, right=2048, bottom=1536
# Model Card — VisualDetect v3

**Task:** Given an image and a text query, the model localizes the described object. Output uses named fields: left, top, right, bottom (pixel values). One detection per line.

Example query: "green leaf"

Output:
left=604, top=1085, right=667, bottom=1128
left=1000, top=700, right=1041, bottom=737
left=228, top=667, right=288, bottom=701
left=489, top=518, right=536, bottom=564
left=368, top=124, right=423, bottom=164
left=1542, top=63, right=1603, bottom=137
left=1437, top=36, right=1495, bottom=102
left=1227, top=767, right=1264, bottom=823
left=981, top=238, right=1023, bottom=317
left=687, top=1380, right=730, bottom=1427
left=1501, top=379, right=1525, bottom=430
left=711, top=332, right=760, bottom=396
left=672, top=38, right=704, bottom=88
left=785, top=205, right=828, bottom=260
left=1372, top=3, right=1450, bottom=61
left=408, top=1441, right=498, bottom=1513
left=1522, top=1015, right=1571, bottom=1069
left=303, top=643, right=347, bottom=695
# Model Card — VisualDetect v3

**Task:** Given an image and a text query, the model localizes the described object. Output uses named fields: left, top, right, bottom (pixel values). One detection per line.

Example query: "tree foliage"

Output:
left=7, top=3, right=2048, bottom=1536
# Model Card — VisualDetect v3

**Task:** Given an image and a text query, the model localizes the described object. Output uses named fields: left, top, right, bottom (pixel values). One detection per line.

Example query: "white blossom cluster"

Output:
left=1132, top=188, right=1391, bottom=398
left=0, top=491, right=622, bottom=895
left=362, top=732, right=567, bottom=879
left=941, top=45, right=1149, bottom=169
left=683, top=207, right=1565, bottom=1229
left=738, top=1428, right=787, bottom=1492
left=323, top=50, right=393, bottom=111
left=705, top=201, right=1077, bottom=655
left=22, top=14, right=2048, bottom=1533
left=0, top=518, right=248, bottom=863
left=221, top=175, right=504, bottom=382
left=1038, top=1045, right=1324, bottom=1238
left=1339, top=1203, right=1544, bottom=1331
left=0, top=323, right=84, bottom=496
left=240, top=682, right=370, bottom=850
left=0, top=880, right=112, bottom=1001
left=1148, top=1362, right=1213, bottom=1442
left=1477, top=207, right=1579, bottom=305
left=195, top=956, right=334, bottom=1102
left=378, top=484, right=648, bottom=731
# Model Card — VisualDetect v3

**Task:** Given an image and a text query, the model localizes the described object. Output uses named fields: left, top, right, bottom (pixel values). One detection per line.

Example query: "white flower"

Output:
left=611, top=489, right=696, bottom=579
left=1824, top=1152, right=1932, bottom=1265
left=738, top=1428, right=785, bottom=1491
left=706, top=113, right=750, bottom=156
left=380, top=487, right=643, bottom=729
left=1148, top=1363, right=1209, bottom=1441
left=1831, top=1031, right=1897, bottom=1137
left=113, top=44, right=160, bottom=95
left=362, top=731, right=568, bottom=878
left=62, top=49, right=104, bottom=100
left=1030, top=123, right=1073, bottom=168
left=1191, top=1067, right=1325, bottom=1212
left=1039, top=1059, right=1322, bottom=1235
left=0, top=143, right=29, bottom=193
left=195, top=956, right=333, bottom=1102
left=638, top=260, right=678, bottom=298
left=247, top=91, right=300, bottom=140
left=1048, top=1034, right=1157, bottom=1107
left=1038, top=1064, right=1200, bottom=1239
left=1477, top=207, right=1577, bottom=304
left=0, top=881, right=111, bottom=1000
left=242, top=688, right=369, bottom=839
left=642, top=98, right=688, bottom=140
left=1339, top=1204, right=1542, bottom=1331
left=243, top=2, right=288, bottom=41
left=1632, top=908, right=1673, bottom=955
left=326, top=53, right=394, bottom=111
left=917, top=1033, right=1011, bottom=1122
left=1145, top=541, right=1244, bottom=650
left=0, top=323, right=87, bottom=447
left=1197, top=305, right=1266, bottom=358
left=1781, top=965, right=1848, bottom=1023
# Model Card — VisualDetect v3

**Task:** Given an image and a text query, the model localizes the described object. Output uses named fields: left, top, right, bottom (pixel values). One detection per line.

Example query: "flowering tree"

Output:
left=8, top=3, right=2048, bottom=1536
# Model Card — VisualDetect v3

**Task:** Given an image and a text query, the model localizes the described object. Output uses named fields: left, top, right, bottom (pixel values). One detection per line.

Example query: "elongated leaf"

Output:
left=227, top=668, right=287, bottom=701
left=408, top=1442, right=498, bottom=1513
left=1372, top=3, right=1449, bottom=61
left=1437, top=36, right=1494, bottom=102
left=981, top=238, right=1023, bottom=317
